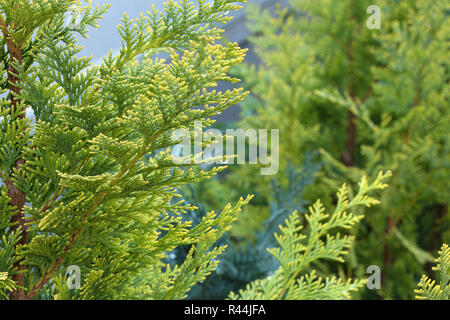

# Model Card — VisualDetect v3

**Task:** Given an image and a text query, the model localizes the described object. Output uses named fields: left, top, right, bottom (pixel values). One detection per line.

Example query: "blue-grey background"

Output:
left=77, top=0, right=285, bottom=121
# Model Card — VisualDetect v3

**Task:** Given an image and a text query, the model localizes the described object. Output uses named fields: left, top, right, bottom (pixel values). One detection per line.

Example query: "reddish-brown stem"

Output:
left=39, top=190, right=63, bottom=215
left=1, top=14, right=29, bottom=300
left=340, top=10, right=359, bottom=167
left=27, top=229, right=81, bottom=299
left=343, top=108, right=357, bottom=167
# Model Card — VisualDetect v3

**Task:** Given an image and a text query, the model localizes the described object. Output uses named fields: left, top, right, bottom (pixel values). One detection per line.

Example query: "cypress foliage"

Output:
left=415, top=243, right=450, bottom=300
left=183, top=157, right=321, bottom=299
left=176, top=168, right=392, bottom=300
left=0, top=0, right=252, bottom=300
left=229, top=171, right=392, bottom=300
left=0, top=0, right=447, bottom=301
left=213, top=0, right=449, bottom=299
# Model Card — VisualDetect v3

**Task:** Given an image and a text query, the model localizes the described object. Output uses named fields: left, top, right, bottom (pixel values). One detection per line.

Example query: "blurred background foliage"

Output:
left=176, top=0, right=449, bottom=299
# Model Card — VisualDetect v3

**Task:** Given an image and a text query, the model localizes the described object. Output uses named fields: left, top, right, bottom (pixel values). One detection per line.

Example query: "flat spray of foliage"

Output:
left=0, top=0, right=252, bottom=300
left=229, top=171, right=391, bottom=300
left=415, top=243, right=450, bottom=300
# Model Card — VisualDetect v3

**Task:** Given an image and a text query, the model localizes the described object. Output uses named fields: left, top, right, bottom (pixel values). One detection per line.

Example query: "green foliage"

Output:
left=226, top=0, right=449, bottom=299
left=0, top=0, right=251, bottom=300
left=0, top=0, right=447, bottom=301
left=229, top=171, right=391, bottom=300
left=415, top=243, right=450, bottom=300
left=0, top=271, right=14, bottom=298
left=180, top=157, right=320, bottom=299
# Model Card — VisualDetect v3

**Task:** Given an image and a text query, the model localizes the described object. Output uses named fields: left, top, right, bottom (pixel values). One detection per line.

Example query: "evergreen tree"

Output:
left=0, top=0, right=252, bottom=300
left=224, top=0, right=449, bottom=299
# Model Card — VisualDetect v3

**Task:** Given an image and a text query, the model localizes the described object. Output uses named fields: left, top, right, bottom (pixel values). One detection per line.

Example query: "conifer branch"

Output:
left=230, top=172, right=392, bottom=300
left=415, top=243, right=450, bottom=300
left=0, top=12, right=29, bottom=300
left=0, top=0, right=251, bottom=300
left=27, top=140, right=154, bottom=298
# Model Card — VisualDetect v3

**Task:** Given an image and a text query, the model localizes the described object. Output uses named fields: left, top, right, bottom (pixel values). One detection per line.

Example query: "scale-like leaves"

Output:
left=0, top=0, right=250, bottom=299
left=415, top=244, right=450, bottom=300
left=230, top=171, right=391, bottom=300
